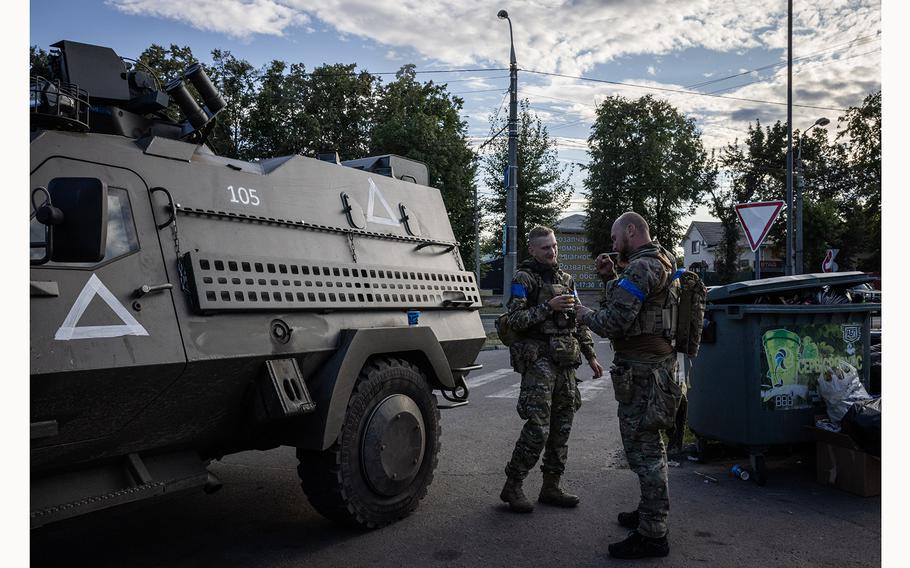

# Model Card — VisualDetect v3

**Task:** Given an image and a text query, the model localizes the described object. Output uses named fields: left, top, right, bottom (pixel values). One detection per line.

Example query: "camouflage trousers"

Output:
left=612, top=354, right=681, bottom=539
left=505, top=355, right=581, bottom=480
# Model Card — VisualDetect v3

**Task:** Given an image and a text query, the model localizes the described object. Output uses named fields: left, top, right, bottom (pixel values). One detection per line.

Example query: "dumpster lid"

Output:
left=707, top=272, right=874, bottom=302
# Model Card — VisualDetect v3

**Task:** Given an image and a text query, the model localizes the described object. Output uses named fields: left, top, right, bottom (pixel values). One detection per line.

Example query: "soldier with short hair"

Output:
left=499, top=225, right=604, bottom=513
left=576, top=211, right=683, bottom=559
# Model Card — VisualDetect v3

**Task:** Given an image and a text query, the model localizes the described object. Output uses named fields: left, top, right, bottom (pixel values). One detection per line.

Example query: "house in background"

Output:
left=681, top=221, right=784, bottom=280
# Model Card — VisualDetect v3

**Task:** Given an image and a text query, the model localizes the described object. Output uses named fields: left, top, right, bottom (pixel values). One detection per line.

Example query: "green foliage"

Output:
left=206, top=49, right=256, bottom=159
left=303, top=63, right=376, bottom=159
left=712, top=91, right=881, bottom=278
left=481, top=99, right=574, bottom=260
left=583, top=95, right=713, bottom=257
left=370, top=65, right=478, bottom=265
left=29, top=45, right=52, bottom=78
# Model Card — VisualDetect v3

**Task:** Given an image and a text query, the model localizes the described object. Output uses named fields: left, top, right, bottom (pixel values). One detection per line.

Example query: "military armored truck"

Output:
left=30, top=40, right=484, bottom=529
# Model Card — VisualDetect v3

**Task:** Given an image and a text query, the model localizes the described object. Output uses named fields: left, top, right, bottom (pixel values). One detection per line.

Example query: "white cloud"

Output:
left=106, top=0, right=310, bottom=39
left=109, top=0, right=881, bottom=221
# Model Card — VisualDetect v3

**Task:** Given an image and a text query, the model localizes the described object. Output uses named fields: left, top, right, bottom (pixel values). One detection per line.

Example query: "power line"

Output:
left=371, top=67, right=509, bottom=76
left=706, top=48, right=880, bottom=95
left=685, top=32, right=880, bottom=90
left=519, top=68, right=849, bottom=112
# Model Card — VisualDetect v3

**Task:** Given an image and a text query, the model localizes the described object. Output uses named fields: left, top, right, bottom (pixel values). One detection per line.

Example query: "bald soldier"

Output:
left=576, top=212, right=684, bottom=559
left=499, top=225, right=604, bottom=513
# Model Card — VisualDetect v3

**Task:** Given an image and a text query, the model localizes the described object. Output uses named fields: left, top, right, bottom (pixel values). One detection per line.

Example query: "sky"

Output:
left=29, top=0, right=883, bottom=226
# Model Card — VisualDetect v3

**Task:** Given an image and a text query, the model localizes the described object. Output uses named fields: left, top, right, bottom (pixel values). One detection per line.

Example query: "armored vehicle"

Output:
left=30, top=40, right=484, bottom=529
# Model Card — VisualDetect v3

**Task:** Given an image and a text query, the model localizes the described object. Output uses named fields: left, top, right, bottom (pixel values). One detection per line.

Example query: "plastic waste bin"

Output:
left=689, top=272, right=880, bottom=484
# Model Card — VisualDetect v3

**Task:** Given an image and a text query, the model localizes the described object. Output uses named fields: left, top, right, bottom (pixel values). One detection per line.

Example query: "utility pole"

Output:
left=785, top=0, right=794, bottom=275
left=474, top=185, right=481, bottom=287
left=498, top=10, right=518, bottom=302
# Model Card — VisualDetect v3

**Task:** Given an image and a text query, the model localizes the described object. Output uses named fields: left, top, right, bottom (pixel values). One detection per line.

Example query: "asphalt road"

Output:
left=31, top=340, right=880, bottom=567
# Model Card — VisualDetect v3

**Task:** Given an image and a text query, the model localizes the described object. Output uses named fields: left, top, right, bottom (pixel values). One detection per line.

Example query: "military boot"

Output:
left=537, top=473, right=580, bottom=507
left=499, top=477, right=534, bottom=513
left=608, top=530, right=669, bottom=559
left=617, top=509, right=640, bottom=529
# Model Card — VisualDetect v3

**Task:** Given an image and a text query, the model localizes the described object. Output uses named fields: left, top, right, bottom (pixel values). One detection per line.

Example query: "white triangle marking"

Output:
left=55, top=274, right=149, bottom=340
left=366, top=177, right=400, bottom=226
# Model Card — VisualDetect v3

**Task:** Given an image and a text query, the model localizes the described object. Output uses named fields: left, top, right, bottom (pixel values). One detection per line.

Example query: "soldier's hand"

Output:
left=589, top=358, right=605, bottom=379
left=575, top=304, right=593, bottom=320
left=595, top=253, right=615, bottom=278
left=547, top=294, right=575, bottom=312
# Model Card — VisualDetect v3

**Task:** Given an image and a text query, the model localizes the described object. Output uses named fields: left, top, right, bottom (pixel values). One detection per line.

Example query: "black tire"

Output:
left=297, top=357, right=441, bottom=528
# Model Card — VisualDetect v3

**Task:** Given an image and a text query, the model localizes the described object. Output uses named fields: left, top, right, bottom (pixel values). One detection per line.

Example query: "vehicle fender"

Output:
left=296, top=326, right=454, bottom=450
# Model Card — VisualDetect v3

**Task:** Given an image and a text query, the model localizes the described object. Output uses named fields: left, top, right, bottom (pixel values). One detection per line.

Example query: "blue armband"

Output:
left=672, top=269, right=685, bottom=281
left=617, top=278, right=646, bottom=302
left=510, top=283, right=527, bottom=298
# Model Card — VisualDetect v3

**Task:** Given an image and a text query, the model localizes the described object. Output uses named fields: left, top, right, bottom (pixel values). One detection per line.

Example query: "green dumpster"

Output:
left=689, top=272, right=880, bottom=483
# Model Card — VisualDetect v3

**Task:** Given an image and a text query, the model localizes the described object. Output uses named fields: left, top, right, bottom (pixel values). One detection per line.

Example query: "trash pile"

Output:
left=816, top=362, right=881, bottom=456
left=745, top=285, right=861, bottom=305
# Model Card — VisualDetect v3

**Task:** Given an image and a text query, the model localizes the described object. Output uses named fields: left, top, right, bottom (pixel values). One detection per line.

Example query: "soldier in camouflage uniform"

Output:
left=576, top=212, right=683, bottom=559
left=500, top=226, right=604, bottom=513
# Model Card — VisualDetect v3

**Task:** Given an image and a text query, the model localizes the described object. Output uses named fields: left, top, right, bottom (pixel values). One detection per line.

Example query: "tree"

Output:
left=832, top=91, right=881, bottom=270
left=302, top=63, right=376, bottom=159
left=481, top=99, right=573, bottom=261
left=206, top=49, right=256, bottom=159
left=30, top=45, right=52, bottom=78
left=711, top=120, right=788, bottom=281
left=370, top=65, right=478, bottom=265
left=584, top=95, right=713, bottom=257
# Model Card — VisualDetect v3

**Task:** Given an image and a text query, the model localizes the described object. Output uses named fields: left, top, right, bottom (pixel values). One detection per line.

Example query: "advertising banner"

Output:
left=760, top=322, right=864, bottom=411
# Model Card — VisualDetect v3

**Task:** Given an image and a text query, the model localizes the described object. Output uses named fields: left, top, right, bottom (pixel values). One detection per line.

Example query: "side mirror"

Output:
left=45, top=177, right=108, bottom=263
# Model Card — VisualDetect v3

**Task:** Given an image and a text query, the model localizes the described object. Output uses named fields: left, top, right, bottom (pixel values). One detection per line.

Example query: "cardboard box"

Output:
left=805, top=426, right=880, bottom=497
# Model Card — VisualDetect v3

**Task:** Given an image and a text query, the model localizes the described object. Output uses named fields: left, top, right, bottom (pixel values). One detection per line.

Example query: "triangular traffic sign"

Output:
left=734, top=201, right=784, bottom=252
left=55, top=274, right=149, bottom=340
left=366, top=177, right=400, bottom=226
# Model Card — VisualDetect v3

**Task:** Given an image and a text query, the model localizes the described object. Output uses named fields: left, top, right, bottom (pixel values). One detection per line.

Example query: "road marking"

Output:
left=465, top=368, right=516, bottom=388
left=486, top=380, right=608, bottom=401
left=487, top=382, right=522, bottom=399
left=577, top=380, right=608, bottom=401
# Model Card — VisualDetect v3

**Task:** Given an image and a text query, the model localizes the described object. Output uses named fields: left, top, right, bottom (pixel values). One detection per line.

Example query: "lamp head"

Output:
left=498, top=10, right=509, bottom=19
left=815, top=117, right=830, bottom=127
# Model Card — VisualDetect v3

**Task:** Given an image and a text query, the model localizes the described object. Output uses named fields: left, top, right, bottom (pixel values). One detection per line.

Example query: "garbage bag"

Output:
left=816, top=363, right=872, bottom=424
left=841, top=398, right=881, bottom=457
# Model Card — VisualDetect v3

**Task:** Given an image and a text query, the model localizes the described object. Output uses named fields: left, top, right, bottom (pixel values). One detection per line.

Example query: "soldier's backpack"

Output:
left=495, top=271, right=546, bottom=347
left=495, top=311, right=520, bottom=347
left=671, top=269, right=707, bottom=357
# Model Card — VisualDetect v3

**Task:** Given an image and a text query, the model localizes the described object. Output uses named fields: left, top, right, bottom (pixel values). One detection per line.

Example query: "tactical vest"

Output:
left=605, top=244, right=680, bottom=340
left=519, top=266, right=579, bottom=337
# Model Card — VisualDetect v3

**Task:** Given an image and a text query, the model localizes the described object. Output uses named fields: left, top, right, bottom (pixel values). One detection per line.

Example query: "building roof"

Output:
left=683, top=221, right=749, bottom=248
left=555, top=213, right=586, bottom=233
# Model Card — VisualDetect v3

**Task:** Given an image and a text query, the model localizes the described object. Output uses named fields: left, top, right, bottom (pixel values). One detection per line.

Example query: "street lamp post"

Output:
left=498, top=9, right=518, bottom=302
left=785, top=0, right=793, bottom=275
left=795, top=116, right=830, bottom=274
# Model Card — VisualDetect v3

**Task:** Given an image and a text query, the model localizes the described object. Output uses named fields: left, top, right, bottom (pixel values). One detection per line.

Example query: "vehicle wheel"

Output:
left=297, top=356, right=440, bottom=528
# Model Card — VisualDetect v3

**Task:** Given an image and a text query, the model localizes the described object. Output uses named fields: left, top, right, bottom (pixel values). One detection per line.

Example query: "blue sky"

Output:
left=29, top=0, right=883, bottom=222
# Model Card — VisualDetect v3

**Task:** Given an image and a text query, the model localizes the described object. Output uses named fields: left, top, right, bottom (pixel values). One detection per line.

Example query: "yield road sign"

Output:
left=734, top=201, right=784, bottom=252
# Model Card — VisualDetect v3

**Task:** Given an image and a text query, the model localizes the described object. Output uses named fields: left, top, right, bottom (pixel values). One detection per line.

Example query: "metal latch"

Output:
left=133, top=283, right=174, bottom=298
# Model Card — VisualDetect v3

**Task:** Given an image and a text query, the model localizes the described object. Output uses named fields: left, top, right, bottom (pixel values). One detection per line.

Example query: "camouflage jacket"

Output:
left=505, top=259, right=596, bottom=362
left=580, top=242, right=677, bottom=359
